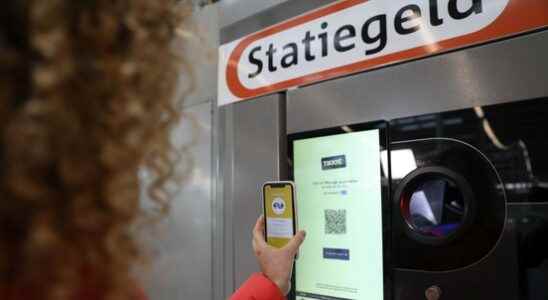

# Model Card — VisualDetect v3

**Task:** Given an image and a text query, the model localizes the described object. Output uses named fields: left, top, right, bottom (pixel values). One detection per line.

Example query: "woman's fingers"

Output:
left=284, top=230, right=306, bottom=255
left=252, top=215, right=268, bottom=248
left=254, top=215, right=306, bottom=255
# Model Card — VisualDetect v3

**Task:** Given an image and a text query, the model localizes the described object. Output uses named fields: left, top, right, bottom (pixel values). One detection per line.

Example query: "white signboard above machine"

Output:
left=218, top=0, right=548, bottom=106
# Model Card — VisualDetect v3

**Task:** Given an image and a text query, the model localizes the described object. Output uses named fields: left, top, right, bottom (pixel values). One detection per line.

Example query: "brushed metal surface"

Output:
left=212, top=98, right=225, bottom=299
left=229, top=94, right=285, bottom=289
left=144, top=102, right=213, bottom=299
left=287, top=30, right=548, bottom=134
left=215, top=102, right=236, bottom=299
left=219, top=0, right=287, bottom=29
left=142, top=5, right=219, bottom=299
left=179, top=4, right=219, bottom=108
left=220, top=0, right=338, bottom=44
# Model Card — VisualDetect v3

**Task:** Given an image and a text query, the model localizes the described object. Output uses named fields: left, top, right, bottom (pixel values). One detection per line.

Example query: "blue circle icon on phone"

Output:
left=272, top=197, right=286, bottom=215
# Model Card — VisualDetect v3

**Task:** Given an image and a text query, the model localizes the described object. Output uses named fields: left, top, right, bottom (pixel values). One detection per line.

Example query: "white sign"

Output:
left=218, top=0, right=548, bottom=106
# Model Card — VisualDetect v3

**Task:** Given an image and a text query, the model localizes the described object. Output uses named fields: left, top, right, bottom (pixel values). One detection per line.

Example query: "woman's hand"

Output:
left=252, top=215, right=306, bottom=295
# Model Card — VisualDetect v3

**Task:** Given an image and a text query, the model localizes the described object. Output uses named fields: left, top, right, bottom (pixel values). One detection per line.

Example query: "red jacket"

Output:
left=230, top=273, right=285, bottom=300
left=2, top=273, right=282, bottom=300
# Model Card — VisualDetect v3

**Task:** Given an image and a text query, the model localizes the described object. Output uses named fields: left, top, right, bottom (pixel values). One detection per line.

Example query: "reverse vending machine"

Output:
left=217, top=1, right=548, bottom=299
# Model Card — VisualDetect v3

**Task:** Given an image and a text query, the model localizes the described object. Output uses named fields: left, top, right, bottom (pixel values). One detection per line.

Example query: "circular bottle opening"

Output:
left=397, top=167, right=475, bottom=245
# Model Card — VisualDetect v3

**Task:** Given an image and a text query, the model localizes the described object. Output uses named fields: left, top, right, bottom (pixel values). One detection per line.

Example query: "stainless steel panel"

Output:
left=216, top=103, right=236, bottom=298
left=287, top=31, right=548, bottom=134
left=229, top=94, right=285, bottom=289
left=212, top=99, right=224, bottom=300
left=141, top=5, right=218, bottom=299
left=221, top=0, right=337, bottom=43
left=219, top=0, right=288, bottom=29
left=178, top=4, right=219, bottom=107
left=144, top=102, right=213, bottom=299
left=215, top=94, right=286, bottom=298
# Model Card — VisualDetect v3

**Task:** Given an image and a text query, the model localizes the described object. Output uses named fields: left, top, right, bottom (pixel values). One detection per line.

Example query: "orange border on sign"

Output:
left=225, top=0, right=548, bottom=101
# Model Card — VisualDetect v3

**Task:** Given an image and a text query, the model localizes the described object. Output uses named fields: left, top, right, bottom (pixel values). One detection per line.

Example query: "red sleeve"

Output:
left=135, top=286, right=148, bottom=300
left=229, top=273, right=285, bottom=300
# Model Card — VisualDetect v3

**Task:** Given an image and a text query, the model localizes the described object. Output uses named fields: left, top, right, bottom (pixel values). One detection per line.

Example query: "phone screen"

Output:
left=293, top=129, right=385, bottom=300
left=263, top=183, right=295, bottom=248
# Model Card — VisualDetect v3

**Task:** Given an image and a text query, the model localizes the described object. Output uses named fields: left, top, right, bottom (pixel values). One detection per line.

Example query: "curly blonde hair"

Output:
left=0, top=0, right=188, bottom=299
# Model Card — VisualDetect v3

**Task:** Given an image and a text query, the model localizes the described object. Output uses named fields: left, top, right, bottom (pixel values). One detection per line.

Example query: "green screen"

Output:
left=294, top=130, right=384, bottom=300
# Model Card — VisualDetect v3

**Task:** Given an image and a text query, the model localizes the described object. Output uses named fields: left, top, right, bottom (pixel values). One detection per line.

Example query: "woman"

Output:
left=0, top=0, right=304, bottom=299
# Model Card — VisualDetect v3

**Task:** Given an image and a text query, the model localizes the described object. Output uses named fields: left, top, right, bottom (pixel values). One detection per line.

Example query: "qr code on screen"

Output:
left=325, top=209, right=346, bottom=235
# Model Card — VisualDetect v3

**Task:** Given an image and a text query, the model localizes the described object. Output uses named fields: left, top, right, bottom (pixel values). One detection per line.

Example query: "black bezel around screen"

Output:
left=262, top=181, right=297, bottom=247
left=287, top=120, right=392, bottom=300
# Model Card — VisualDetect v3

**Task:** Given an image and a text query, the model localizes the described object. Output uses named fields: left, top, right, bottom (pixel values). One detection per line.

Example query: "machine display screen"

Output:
left=293, top=129, right=384, bottom=300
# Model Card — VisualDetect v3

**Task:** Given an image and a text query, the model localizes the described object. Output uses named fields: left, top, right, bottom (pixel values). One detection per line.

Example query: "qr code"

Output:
left=325, top=209, right=346, bottom=235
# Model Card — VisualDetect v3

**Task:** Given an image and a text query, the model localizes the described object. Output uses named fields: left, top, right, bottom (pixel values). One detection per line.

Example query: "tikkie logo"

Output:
left=322, top=155, right=347, bottom=170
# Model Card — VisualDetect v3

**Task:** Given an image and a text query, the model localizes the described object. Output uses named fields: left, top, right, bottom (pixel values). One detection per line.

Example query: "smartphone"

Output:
left=262, top=181, right=297, bottom=249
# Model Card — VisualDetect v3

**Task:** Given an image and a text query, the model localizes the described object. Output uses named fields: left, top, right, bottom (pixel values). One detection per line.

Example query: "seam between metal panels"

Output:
left=277, top=93, right=288, bottom=180
left=211, top=100, right=221, bottom=300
